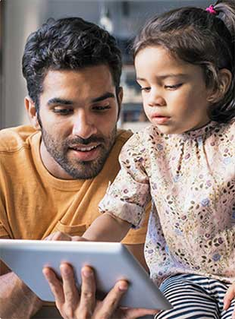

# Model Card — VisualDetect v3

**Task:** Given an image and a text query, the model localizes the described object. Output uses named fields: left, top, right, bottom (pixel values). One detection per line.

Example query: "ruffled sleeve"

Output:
left=99, top=132, right=151, bottom=228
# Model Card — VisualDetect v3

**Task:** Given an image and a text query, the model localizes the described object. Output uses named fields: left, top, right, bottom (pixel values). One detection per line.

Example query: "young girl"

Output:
left=46, top=1, right=235, bottom=318
left=81, top=1, right=235, bottom=317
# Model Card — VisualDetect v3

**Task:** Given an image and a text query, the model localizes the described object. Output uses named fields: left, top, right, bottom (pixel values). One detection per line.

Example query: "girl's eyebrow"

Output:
left=137, top=74, right=188, bottom=81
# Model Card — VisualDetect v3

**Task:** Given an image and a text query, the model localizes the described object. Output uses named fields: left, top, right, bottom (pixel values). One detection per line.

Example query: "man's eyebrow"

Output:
left=47, top=93, right=115, bottom=106
left=47, top=98, right=73, bottom=106
left=137, top=74, right=188, bottom=81
left=91, top=92, right=115, bottom=103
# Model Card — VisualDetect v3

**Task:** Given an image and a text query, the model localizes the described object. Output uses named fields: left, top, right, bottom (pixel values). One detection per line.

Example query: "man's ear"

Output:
left=24, top=96, right=40, bottom=130
left=207, top=68, right=232, bottom=103
left=117, top=86, right=123, bottom=118
left=117, top=86, right=123, bottom=104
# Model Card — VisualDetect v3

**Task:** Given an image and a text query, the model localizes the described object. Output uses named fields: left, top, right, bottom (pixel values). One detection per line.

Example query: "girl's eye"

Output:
left=165, top=83, right=182, bottom=90
left=53, top=108, right=73, bottom=115
left=140, top=87, right=151, bottom=92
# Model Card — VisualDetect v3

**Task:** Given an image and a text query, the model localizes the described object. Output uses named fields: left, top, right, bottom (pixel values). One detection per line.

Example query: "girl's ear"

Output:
left=24, top=96, right=40, bottom=130
left=207, top=68, right=232, bottom=103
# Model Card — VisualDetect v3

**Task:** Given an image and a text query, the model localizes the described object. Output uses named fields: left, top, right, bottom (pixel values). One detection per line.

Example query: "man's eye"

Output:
left=53, top=108, right=73, bottom=115
left=93, top=105, right=111, bottom=111
left=165, top=83, right=182, bottom=90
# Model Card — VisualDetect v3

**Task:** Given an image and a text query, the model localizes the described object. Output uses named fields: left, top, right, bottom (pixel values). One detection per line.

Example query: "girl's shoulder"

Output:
left=223, top=118, right=235, bottom=133
left=213, top=119, right=235, bottom=141
left=121, top=124, right=163, bottom=150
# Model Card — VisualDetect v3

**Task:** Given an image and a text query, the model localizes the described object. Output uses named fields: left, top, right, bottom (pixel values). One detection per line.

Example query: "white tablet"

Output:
left=0, top=239, right=171, bottom=310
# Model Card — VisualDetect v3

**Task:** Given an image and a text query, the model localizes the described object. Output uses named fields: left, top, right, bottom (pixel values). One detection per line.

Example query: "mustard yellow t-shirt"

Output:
left=0, top=125, right=148, bottom=244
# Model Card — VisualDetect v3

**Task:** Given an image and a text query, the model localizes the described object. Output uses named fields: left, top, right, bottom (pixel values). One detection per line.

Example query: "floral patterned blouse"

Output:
left=99, top=120, right=235, bottom=285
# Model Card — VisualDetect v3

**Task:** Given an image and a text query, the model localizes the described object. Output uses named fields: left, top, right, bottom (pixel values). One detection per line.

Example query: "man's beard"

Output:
left=40, top=125, right=117, bottom=180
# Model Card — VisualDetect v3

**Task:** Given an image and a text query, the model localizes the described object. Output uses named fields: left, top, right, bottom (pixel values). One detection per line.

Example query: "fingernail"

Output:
left=118, top=282, right=128, bottom=291
left=82, top=268, right=93, bottom=278
left=60, top=264, right=70, bottom=275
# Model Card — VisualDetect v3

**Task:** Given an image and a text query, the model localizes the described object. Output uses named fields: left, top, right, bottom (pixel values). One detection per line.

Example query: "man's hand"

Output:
left=43, top=263, right=159, bottom=319
left=224, top=282, right=235, bottom=319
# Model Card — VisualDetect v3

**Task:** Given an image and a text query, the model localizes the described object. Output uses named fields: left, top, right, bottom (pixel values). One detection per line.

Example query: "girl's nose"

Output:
left=148, top=90, right=166, bottom=107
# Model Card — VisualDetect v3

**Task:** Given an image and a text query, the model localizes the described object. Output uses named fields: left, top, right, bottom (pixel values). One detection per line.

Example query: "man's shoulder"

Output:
left=116, top=129, right=133, bottom=145
left=0, top=125, right=38, bottom=152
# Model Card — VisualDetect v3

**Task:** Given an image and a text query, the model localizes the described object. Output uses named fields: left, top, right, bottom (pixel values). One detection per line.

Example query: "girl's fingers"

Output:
left=224, top=284, right=235, bottom=310
left=121, top=307, right=159, bottom=319
left=44, top=232, right=72, bottom=241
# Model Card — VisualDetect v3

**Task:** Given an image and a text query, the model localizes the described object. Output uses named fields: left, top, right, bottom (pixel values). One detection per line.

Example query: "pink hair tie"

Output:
left=206, top=4, right=218, bottom=15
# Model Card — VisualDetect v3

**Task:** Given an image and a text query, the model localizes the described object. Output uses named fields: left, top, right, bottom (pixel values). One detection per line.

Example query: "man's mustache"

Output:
left=67, top=136, right=105, bottom=145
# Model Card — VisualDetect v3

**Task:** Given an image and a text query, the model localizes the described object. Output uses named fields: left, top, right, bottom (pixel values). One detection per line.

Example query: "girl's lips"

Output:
left=151, top=115, right=170, bottom=124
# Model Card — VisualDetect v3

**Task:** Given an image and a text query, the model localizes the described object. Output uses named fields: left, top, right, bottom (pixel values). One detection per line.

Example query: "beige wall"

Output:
left=1, top=0, right=47, bottom=128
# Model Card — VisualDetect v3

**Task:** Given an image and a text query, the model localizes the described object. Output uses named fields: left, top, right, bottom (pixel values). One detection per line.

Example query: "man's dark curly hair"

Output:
left=22, top=17, right=122, bottom=111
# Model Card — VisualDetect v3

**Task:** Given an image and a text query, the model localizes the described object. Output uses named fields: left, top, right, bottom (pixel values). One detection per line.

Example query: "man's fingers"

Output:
left=60, top=263, right=80, bottom=311
left=94, top=280, right=128, bottom=318
left=43, top=267, right=65, bottom=305
left=78, top=266, right=96, bottom=317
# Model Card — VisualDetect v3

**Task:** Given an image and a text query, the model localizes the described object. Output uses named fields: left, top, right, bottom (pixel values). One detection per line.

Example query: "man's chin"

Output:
left=63, top=160, right=106, bottom=180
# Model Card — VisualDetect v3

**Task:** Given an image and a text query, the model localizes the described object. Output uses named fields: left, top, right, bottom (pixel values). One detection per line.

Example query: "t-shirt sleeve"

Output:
left=99, top=133, right=151, bottom=229
left=0, top=199, right=11, bottom=238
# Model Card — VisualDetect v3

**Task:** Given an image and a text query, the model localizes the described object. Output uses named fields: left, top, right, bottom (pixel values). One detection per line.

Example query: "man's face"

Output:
left=36, top=66, right=121, bottom=179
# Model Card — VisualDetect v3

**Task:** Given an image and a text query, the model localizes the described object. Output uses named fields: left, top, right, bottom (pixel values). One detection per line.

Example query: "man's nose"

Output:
left=148, top=89, right=166, bottom=107
left=72, top=111, right=97, bottom=139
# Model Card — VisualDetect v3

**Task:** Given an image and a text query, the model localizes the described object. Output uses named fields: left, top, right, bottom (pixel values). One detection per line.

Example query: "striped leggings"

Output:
left=154, top=274, right=235, bottom=319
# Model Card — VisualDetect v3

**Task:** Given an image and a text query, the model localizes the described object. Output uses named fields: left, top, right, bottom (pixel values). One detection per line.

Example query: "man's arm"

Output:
left=0, top=237, right=43, bottom=319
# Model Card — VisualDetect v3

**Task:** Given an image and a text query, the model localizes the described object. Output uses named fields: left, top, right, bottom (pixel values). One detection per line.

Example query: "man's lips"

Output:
left=69, top=143, right=101, bottom=161
left=69, top=143, right=101, bottom=152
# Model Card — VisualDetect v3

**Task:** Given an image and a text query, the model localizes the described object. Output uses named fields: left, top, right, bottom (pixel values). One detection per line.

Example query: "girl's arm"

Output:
left=83, top=213, right=132, bottom=242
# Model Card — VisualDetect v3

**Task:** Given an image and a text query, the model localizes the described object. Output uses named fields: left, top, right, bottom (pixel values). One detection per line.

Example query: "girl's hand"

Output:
left=44, top=231, right=88, bottom=242
left=43, top=263, right=159, bottom=319
left=224, top=282, right=235, bottom=319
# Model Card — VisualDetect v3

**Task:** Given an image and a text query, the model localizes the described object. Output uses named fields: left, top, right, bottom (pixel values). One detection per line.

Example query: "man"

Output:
left=0, top=17, right=150, bottom=318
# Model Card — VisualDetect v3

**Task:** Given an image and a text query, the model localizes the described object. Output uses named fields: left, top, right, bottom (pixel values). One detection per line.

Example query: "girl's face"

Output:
left=135, top=46, right=212, bottom=134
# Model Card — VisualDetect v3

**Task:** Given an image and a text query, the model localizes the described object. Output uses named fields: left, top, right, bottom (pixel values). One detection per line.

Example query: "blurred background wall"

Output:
left=0, top=0, right=212, bottom=130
